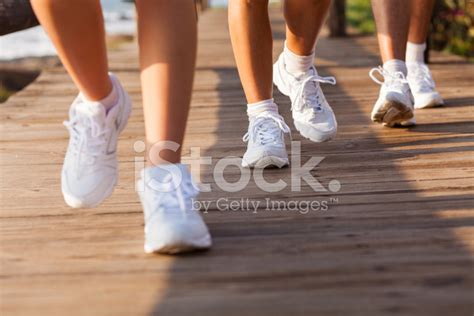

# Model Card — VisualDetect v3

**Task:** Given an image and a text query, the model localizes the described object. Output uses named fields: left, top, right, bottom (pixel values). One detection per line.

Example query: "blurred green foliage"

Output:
left=346, top=0, right=473, bottom=58
left=0, top=87, right=12, bottom=103
left=347, top=0, right=375, bottom=34
left=431, top=0, right=473, bottom=58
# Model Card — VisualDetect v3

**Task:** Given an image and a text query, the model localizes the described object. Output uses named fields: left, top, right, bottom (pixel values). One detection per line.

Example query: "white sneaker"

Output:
left=61, top=73, right=132, bottom=208
left=242, top=111, right=290, bottom=168
left=273, top=53, right=337, bottom=142
left=369, top=66, right=414, bottom=127
left=138, top=164, right=212, bottom=254
left=399, top=117, right=417, bottom=127
left=407, top=62, right=444, bottom=109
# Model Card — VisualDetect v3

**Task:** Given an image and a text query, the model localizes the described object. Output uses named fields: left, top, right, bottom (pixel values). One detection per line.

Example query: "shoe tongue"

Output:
left=298, top=67, right=318, bottom=79
left=253, top=113, right=278, bottom=130
left=260, top=117, right=278, bottom=131
left=301, top=68, right=319, bottom=94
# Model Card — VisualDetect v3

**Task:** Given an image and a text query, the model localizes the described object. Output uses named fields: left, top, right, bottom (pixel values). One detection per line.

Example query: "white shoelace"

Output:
left=369, top=66, right=409, bottom=90
left=242, top=112, right=291, bottom=145
left=145, top=172, right=198, bottom=224
left=63, top=115, right=109, bottom=171
left=408, top=63, right=435, bottom=92
left=294, top=69, right=336, bottom=112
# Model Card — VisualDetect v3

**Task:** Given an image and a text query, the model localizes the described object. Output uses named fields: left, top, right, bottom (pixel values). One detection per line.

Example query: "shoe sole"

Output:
left=294, top=120, right=336, bottom=143
left=144, top=234, right=212, bottom=255
left=63, top=175, right=117, bottom=208
left=397, top=118, right=416, bottom=127
left=242, top=156, right=289, bottom=169
left=415, top=100, right=444, bottom=110
left=372, top=100, right=414, bottom=127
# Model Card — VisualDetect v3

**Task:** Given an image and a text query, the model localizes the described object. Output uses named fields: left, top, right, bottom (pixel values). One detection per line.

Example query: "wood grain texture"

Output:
left=1, top=8, right=473, bottom=316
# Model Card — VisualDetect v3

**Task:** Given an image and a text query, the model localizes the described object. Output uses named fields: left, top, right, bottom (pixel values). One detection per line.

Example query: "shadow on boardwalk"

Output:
left=0, top=7, right=472, bottom=316
left=150, top=9, right=474, bottom=316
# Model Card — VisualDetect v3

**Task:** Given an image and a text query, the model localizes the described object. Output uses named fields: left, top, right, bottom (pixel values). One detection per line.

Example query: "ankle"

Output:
left=146, top=157, right=181, bottom=168
left=247, top=99, right=279, bottom=119
left=283, top=41, right=314, bottom=77
left=83, top=77, right=119, bottom=112
left=142, top=163, right=191, bottom=186
left=406, top=42, right=426, bottom=64
left=383, top=59, right=407, bottom=77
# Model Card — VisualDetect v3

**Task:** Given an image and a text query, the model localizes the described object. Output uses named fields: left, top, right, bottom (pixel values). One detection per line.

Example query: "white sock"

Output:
left=406, top=42, right=426, bottom=63
left=247, top=98, right=279, bottom=119
left=383, top=59, right=407, bottom=76
left=84, top=79, right=119, bottom=113
left=283, top=41, right=314, bottom=78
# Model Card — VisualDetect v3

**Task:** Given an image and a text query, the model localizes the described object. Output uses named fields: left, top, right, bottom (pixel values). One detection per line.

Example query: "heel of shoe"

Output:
left=118, top=91, right=132, bottom=133
left=374, top=100, right=414, bottom=127
left=273, top=62, right=291, bottom=97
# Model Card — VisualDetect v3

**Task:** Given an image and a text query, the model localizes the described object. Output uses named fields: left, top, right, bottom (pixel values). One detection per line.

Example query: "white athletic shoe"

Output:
left=138, top=164, right=212, bottom=254
left=242, top=111, right=291, bottom=168
left=61, top=73, right=131, bottom=208
left=399, top=117, right=417, bottom=127
left=273, top=53, right=337, bottom=142
left=407, top=62, right=444, bottom=109
left=369, top=66, right=414, bottom=127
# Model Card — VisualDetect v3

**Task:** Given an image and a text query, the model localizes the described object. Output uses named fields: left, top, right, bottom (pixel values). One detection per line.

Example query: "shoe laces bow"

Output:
left=242, top=112, right=291, bottom=145
left=369, top=66, right=409, bottom=90
left=294, top=71, right=336, bottom=112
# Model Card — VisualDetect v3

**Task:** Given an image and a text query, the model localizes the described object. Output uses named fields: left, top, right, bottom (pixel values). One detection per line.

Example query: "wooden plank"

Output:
left=1, top=7, right=473, bottom=316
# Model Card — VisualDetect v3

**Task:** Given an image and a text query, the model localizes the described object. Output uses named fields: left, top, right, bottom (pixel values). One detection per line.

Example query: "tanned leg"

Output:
left=31, top=0, right=111, bottom=101
left=136, top=0, right=197, bottom=165
left=284, top=0, right=331, bottom=56
left=408, top=0, right=435, bottom=44
left=371, top=0, right=411, bottom=62
left=228, top=0, right=272, bottom=104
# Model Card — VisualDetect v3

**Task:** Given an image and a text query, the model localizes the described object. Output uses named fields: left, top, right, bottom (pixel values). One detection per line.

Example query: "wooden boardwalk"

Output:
left=1, top=8, right=474, bottom=316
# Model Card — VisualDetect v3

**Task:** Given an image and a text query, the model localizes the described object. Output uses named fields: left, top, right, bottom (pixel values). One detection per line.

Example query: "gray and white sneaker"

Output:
left=369, top=66, right=414, bottom=127
left=242, top=111, right=291, bottom=168
left=273, top=53, right=337, bottom=142
left=138, top=164, right=212, bottom=254
left=61, top=73, right=132, bottom=208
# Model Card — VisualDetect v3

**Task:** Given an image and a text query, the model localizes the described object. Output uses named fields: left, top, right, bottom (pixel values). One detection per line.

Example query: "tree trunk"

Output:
left=195, top=0, right=209, bottom=13
left=0, top=0, right=39, bottom=36
left=328, top=0, right=346, bottom=37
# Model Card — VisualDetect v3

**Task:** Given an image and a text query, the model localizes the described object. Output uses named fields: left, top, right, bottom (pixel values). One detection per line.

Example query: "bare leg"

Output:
left=284, top=0, right=331, bottom=56
left=31, top=0, right=111, bottom=101
left=228, top=0, right=272, bottom=104
left=408, top=0, right=435, bottom=44
left=371, top=0, right=411, bottom=62
left=136, top=0, right=197, bottom=165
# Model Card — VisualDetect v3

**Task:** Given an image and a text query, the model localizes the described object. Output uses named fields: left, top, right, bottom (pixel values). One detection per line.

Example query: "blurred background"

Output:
left=0, top=0, right=472, bottom=103
left=346, top=0, right=473, bottom=58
